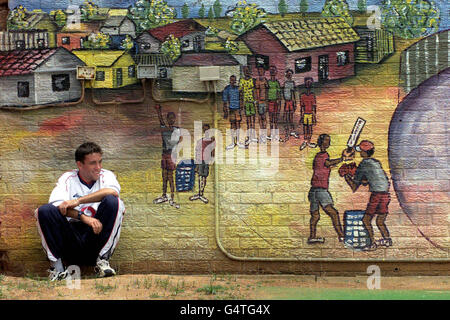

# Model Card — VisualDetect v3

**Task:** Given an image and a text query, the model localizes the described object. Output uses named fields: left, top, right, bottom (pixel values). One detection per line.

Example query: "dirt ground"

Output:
left=0, top=273, right=449, bottom=300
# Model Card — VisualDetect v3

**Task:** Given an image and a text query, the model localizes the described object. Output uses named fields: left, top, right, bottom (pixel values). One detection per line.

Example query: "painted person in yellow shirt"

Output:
left=239, top=66, right=257, bottom=145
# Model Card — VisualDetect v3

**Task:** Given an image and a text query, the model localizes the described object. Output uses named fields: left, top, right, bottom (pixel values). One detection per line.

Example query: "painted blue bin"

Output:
left=175, top=159, right=196, bottom=192
left=343, top=210, right=372, bottom=250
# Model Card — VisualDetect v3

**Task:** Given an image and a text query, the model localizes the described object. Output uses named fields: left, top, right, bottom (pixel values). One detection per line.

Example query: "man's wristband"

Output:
left=77, top=211, right=85, bottom=220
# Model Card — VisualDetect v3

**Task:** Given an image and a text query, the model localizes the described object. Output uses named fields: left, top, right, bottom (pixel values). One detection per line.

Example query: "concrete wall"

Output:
left=0, top=3, right=448, bottom=276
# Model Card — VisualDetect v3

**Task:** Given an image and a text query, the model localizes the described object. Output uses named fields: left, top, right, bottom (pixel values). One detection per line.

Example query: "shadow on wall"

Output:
left=0, top=0, right=9, bottom=30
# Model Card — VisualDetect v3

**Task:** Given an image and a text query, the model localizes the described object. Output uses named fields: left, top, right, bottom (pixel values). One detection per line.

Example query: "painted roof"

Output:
left=260, top=18, right=360, bottom=52
left=72, top=50, right=127, bottom=67
left=173, top=52, right=239, bottom=67
left=148, top=19, right=206, bottom=42
left=205, top=41, right=252, bottom=55
left=0, top=48, right=58, bottom=77
left=133, top=54, right=173, bottom=67
left=108, top=9, right=129, bottom=17
left=102, top=15, right=130, bottom=28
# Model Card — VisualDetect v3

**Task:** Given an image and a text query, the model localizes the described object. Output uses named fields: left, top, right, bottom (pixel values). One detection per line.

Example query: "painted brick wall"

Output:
left=0, top=1, right=448, bottom=276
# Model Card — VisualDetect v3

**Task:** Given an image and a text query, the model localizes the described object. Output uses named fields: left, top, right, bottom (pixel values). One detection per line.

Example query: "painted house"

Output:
left=136, top=19, right=206, bottom=54
left=172, top=52, right=240, bottom=92
left=58, top=21, right=103, bottom=51
left=72, top=50, right=138, bottom=89
left=133, top=53, right=173, bottom=79
left=20, top=12, right=58, bottom=47
left=0, top=47, right=85, bottom=106
left=0, top=30, right=51, bottom=51
left=237, top=18, right=360, bottom=83
left=100, top=15, right=136, bottom=38
left=354, top=27, right=394, bottom=63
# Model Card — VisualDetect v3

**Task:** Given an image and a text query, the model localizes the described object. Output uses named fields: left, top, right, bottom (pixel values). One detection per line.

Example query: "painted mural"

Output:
left=0, top=0, right=448, bottom=274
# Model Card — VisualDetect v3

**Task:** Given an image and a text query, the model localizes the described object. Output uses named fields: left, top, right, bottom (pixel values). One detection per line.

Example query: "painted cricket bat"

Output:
left=347, top=117, right=366, bottom=149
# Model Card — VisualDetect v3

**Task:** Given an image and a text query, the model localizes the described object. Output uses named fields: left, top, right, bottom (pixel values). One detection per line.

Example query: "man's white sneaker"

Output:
left=48, top=268, right=69, bottom=281
left=189, top=194, right=200, bottom=201
left=95, top=258, right=116, bottom=278
left=226, top=143, right=236, bottom=150
left=299, top=141, right=308, bottom=150
left=169, top=199, right=180, bottom=209
left=199, top=195, right=209, bottom=204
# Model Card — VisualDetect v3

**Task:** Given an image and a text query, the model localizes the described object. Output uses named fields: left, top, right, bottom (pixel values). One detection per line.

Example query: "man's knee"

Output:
left=101, top=195, right=119, bottom=210
left=37, top=204, right=60, bottom=222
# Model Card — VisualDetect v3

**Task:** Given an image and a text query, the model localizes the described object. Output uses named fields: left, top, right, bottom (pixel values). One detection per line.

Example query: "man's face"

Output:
left=258, top=67, right=265, bottom=77
left=77, top=152, right=102, bottom=183
left=286, top=71, right=292, bottom=80
left=270, top=66, right=277, bottom=76
left=321, top=136, right=331, bottom=150
left=230, top=76, right=236, bottom=85
left=244, top=67, right=251, bottom=77
left=167, top=113, right=176, bottom=126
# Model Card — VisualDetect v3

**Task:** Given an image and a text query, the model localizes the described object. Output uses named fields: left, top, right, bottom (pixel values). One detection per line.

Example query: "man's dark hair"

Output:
left=75, top=142, right=103, bottom=163
left=317, top=134, right=330, bottom=147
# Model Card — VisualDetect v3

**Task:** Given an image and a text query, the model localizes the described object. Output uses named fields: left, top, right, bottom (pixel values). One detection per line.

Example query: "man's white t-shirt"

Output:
left=49, top=169, right=121, bottom=219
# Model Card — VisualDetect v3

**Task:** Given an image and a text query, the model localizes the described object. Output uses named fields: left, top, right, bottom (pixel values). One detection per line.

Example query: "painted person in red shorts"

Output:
left=299, top=77, right=317, bottom=150
left=153, top=104, right=182, bottom=209
left=282, top=69, right=298, bottom=142
left=344, top=140, right=392, bottom=251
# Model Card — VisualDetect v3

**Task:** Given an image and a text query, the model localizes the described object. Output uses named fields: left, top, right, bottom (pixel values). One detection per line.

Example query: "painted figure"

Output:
left=223, top=75, right=245, bottom=149
left=282, top=69, right=298, bottom=141
left=239, top=66, right=257, bottom=144
left=343, top=140, right=392, bottom=251
left=267, top=65, right=282, bottom=141
left=254, top=66, right=269, bottom=143
left=190, top=123, right=215, bottom=204
left=307, top=134, right=346, bottom=244
left=153, top=104, right=182, bottom=209
left=299, top=77, right=317, bottom=150
left=35, top=142, right=125, bottom=281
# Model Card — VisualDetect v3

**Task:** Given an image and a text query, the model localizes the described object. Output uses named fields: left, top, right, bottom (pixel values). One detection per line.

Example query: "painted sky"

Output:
left=9, top=0, right=449, bottom=30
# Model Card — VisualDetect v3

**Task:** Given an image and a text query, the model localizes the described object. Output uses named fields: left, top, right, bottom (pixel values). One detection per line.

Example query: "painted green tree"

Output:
left=207, top=6, right=214, bottom=20
left=278, top=0, right=288, bottom=17
left=53, top=9, right=67, bottom=27
left=82, top=32, right=111, bottom=49
left=182, top=3, right=190, bottom=18
left=161, top=35, right=181, bottom=61
left=213, top=0, right=223, bottom=18
left=198, top=3, right=206, bottom=18
left=381, top=0, right=440, bottom=39
left=128, top=0, right=177, bottom=32
left=357, top=0, right=367, bottom=13
left=322, top=0, right=354, bottom=26
left=120, top=35, right=134, bottom=51
left=7, top=5, right=29, bottom=30
left=80, top=0, right=100, bottom=21
left=229, top=1, right=266, bottom=35
left=299, top=0, right=308, bottom=14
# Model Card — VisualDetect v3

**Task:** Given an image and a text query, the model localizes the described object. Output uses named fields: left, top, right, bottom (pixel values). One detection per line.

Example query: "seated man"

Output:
left=35, top=142, right=125, bottom=281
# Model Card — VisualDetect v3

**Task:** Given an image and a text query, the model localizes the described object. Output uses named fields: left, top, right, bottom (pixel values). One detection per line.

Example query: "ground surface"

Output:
left=0, top=274, right=449, bottom=300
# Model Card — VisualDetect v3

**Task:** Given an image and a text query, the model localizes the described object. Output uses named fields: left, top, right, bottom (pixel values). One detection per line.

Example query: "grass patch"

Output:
left=94, top=281, right=117, bottom=295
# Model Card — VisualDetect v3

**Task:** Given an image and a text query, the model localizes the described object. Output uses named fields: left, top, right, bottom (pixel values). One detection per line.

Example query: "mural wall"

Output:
left=0, top=0, right=448, bottom=274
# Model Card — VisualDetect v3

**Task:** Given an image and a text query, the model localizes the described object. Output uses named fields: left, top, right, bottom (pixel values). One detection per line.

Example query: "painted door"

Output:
left=318, top=55, right=329, bottom=82
left=116, top=68, right=123, bottom=87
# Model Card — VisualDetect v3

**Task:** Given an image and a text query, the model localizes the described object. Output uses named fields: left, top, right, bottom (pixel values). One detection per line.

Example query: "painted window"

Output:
left=15, top=40, right=25, bottom=50
left=337, top=51, right=350, bottom=66
left=255, top=54, right=269, bottom=70
left=116, top=68, right=123, bottom=87
left=37, top=39, right=45, bottom=49
left=96, top=71, right=105, bottom=81
left=141, top=43, right=151, bottom=50
left=17, top=82, right=29, bottom=98
left=52, top=74, right=70, bottom=92
left=158, top=67, right=167, bottom=79
left=128, top=65, right=136, bottom=78
left=295, top=57, right=311, bottom=73
left=181, top=39, right=190, bottom=48
left=62, top=37, right=71, bottom=45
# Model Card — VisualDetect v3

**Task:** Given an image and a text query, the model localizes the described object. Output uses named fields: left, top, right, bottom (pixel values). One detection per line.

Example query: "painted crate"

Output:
left=343, top=210, right=371, bottom=250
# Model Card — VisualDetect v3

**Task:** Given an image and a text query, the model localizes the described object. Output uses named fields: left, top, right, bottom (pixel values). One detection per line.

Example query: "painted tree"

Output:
left=207, top=6, right=214, bottom=20
left=381, top=0, right=440, bottom=39
left=161, top=35, right=181, bottom=61
left=198, top=3, right=206, bottom=18
left=83, top=32, right=111, bottom=49
left=213, top=0, right=222, bottom=18
left=128, top=0, right=177, bottom=33
left=321, top=0, right=353, bottom=26
left=53, top=9, right=67, bottom=27
left=299, top=0, right=308, bottom=14
left=278, top=0, right=288, bottom=17
left=228, top=1, right=266, bottom=35
left=357, top=0, right=367, bottom=13
left=181, top=3, right=190, bottom=19
left=7, top=5, right=28, bottom=30
left=80, top=0, right=99, bottom=21
left=120, top=35, right=134, bottom=51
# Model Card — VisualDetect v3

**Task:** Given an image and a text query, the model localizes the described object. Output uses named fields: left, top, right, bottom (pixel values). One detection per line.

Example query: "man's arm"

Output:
left=344, top=174, right=359, bottom=193
left=57, top=188, right=118, bottom=216
left=155, top=104, right=165, bottom=127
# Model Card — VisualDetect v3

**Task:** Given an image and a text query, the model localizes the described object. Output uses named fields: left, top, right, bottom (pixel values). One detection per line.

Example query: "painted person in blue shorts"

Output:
left=223, top=75, right=245, bottom=149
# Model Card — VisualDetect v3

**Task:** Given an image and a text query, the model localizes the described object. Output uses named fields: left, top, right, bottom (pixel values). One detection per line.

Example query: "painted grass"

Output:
left=259, top=287, right=450, bottom=300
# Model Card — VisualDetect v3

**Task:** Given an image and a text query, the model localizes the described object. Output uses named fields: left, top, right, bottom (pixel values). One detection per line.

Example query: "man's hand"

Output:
left=342, top=148, right=355, bottom=161
left=81, top=215, right=103, bottom=235
left=58, top=199, right=80, bottom=216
